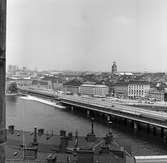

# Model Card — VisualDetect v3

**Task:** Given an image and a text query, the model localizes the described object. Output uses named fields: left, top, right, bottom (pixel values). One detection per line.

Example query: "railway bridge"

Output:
left=60, top=95, right=167, bottom=140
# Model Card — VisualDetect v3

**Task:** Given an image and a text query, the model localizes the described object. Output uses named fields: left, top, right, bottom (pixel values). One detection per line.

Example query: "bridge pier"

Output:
left=146, top=124, right=150, bottom=134
left=103, top=114, right=109, bottom=122
left=86, top=110, right=90, bottom=118
left=71, top=106, right=74, bottom=111
left=130, top=120, right=134, bottom=129
left=112, top=116, right=117, bottom=125
left=107, top=115, right=110, bottom=121
left=161, top=129, right=167, bottom=143
left=115, top=117, right=121, bottom=128
left=124, top=118, right=127, bottom=126
left=133, top=121, right=138, bottom=133
left=153, top=126, right=156, bottom=136
left=161, top=128, right=164, bottom=138
left=163, top=135, right=167, bottom=143
left=114, top=116, right=120, bottom=127
left=114, top=116, right=118, bottom=123
left=137, top=123, right=141, bottom=131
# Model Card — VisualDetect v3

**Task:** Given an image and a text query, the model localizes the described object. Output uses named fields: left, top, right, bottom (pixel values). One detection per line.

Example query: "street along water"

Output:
left=6, top=95, right=167, bottom=156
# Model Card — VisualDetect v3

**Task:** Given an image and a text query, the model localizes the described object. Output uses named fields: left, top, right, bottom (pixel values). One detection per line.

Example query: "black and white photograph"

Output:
left=1, top=0, right=167, bottom=162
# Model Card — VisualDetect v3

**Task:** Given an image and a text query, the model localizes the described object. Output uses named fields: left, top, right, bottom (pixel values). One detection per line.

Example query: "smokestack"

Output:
left=0, top=0, right=7, bottom=162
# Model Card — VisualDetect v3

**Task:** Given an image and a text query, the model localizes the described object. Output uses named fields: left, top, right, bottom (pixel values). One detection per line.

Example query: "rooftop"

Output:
left=128, top=80, right=150, bottom=85
left=63, top=79, right=82, bottom=87
left=81, top=84, right=108, bottom=88
left=6, top=129, right=133, bottom=163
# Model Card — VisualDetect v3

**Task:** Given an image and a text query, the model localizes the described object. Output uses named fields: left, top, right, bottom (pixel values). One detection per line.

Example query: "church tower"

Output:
left=111, top=61, right=117, bottom=74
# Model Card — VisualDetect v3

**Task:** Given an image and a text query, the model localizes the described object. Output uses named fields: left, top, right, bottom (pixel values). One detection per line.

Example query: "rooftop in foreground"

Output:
left=6, top=128, right=135, bottom=163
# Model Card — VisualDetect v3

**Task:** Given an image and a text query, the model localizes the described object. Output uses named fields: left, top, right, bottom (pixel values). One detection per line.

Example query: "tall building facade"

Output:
left=128, top=81, right=150, bottom=99
left=111, top=61, right=117, bottom=74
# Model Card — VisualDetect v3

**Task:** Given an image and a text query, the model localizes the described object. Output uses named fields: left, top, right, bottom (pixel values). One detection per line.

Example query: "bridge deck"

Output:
left=60, top=95, right=167, bottom=129
left=19, top=87, right=167, bottom=129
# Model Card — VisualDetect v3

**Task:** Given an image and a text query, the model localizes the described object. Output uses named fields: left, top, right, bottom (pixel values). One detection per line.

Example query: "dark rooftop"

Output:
left=128, top=80, right=150, bottom=85
left=63, top=79, right=82, bottom=87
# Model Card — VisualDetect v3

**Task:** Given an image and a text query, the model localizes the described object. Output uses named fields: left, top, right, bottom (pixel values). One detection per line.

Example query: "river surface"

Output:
left=6, top=95, right=167, bottom=156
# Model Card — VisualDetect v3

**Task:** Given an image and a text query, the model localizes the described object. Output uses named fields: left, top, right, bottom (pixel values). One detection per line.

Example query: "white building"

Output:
left=128, top=81, right=150, bottom=99
left=79, top=84, right=109, bottom=97
left=147, top=88, right=164, bottom=101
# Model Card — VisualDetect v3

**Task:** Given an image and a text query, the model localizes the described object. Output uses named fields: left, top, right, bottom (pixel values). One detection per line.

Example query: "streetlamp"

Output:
left=91, top=117, right=95, bottom=135
left=86, top=117, right=96, bottom=142
left=108, top=121, right=113, bottom=136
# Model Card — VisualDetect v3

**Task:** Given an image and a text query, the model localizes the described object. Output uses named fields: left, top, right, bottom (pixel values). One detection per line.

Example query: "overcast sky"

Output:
left=6, top=0, right=167, bottom=72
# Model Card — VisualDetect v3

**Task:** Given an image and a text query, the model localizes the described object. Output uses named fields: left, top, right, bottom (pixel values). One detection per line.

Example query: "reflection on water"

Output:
left=6, top=95, right=18, bottom=104
left=6, top=96, right=167, bottom=156
left=6, top=96, right=17, bottom=118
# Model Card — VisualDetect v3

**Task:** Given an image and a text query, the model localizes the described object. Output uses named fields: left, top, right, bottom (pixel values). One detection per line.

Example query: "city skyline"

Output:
left=7, top=0, right=167, bottom=72
left=7, top=63, right=167, bottom=73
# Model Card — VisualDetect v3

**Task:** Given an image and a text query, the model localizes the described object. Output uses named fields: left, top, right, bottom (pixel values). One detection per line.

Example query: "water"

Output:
left=6, top=95, right=167, bottom=156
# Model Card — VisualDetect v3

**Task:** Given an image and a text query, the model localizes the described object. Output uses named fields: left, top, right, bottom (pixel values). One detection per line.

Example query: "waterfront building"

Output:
left=147, top=88, right=164, bottom=101
left=32, top=79, right=53, bottom=90
left=41, top=75, right=63, bottom=91
left=63, top=79, right=82, bottom=94
left=53, top=81, right=63, bottom=91
left=79, top=84, right=109, bottom=97
left=7, top=77, right=32, bottom=88
left=128, top=81, right=150, bottom=99
left=112, top=82, right=128, bottom=98
left=31, top=75, right=64, bottom=91
left=111, top=61, right=117, bottom=74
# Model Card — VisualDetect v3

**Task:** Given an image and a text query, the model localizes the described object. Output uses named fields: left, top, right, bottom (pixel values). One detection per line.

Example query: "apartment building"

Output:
left=128, top=81, right=150, bottom=99
left=79, top=84, right=109, bottom=97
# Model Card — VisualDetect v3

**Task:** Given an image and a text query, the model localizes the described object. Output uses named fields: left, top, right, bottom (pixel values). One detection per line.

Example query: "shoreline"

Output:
left=20, top=95, right=65, bottom=109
